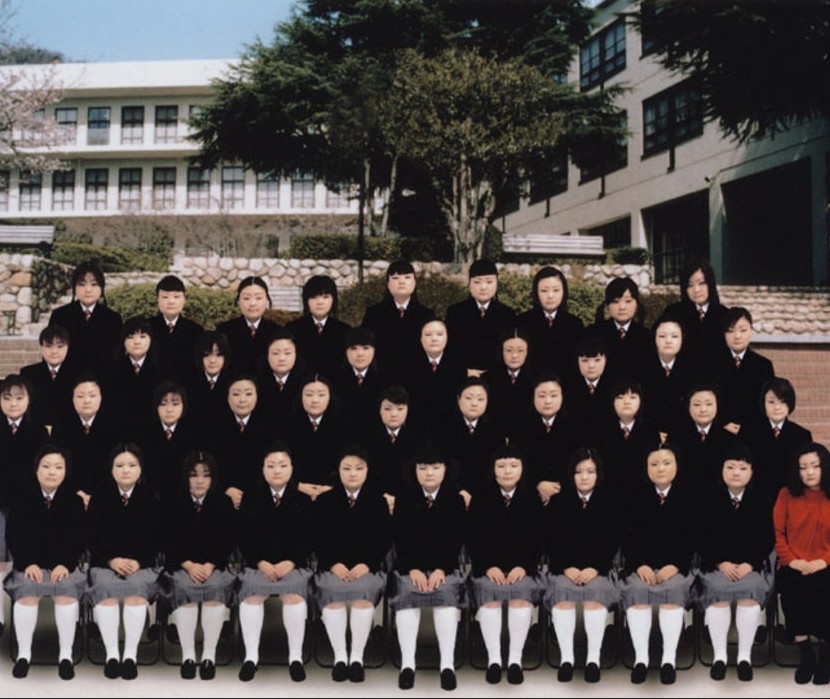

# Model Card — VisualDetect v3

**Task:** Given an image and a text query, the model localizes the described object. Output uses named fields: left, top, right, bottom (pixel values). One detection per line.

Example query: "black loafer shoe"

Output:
left=557, top=661, right=574, bottom=682
left=166, top=623, right=180, bottom=645
left=238, top=660, right=257, bottom=682
left=398, top=667, right=415, bottom=690
left=199, top=659, right=216, bottom=680
left=710, top=660, right=726, bottom=680
left=631, top=662, right=647, bottom=684
left=180, top=659, right=196, bottom=680
left=348, top=662, right=365, bottom=683
left=289, top=660, right=306, bottom=682
left=121, top=658, right=138, bottom=680
left=104, top=658, right=121, bottom=679
left=660, top=663, right=676, bottom=685
left=737, top=661, right=753, bottom=682
left=146, top=622, right=161, bottom=641
left=507, top=663, right=524, bottom=685
left=584, top=662, right=600, bottom=683
left=332, top=661, right=348, bottom=682
left=12, top=658, right=29, bottom=678
left=58, top=659, right=75, bottom=680
left=440, top=668, right=457, bottom=690
left=485, top=663, right=501, bottom=684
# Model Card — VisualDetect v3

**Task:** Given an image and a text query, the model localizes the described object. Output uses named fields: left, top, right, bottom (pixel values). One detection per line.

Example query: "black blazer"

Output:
left=439, top=413, right=505, bottom=496
left=106, top=353, right=165, bottom=441
left=564, top=373, right=613, bottom=447
left=184, top=368, right=233, bottom=447
left=215, top=315, right=280, bottom=375
left=445, top=296, right=516, bottom=373
left=587, top=318, right=650, bottom=384
left=512, top=412, right=580, bottom=488
left=211, top=408, right=273, bottom=494
left=485, top=365, right=535, bottom=444
left=403, top=350, right=467, bottom=434
left=393, top=484, right=466, bottom=574
left=744, top=417, right=813, bottom=495
left=286, top=315, right=351, bottom=379
left=312, top=487, right=391, bottom=572
left=364, top=420, right=424, bottom=497
left=546, top=488, right=620, bottom=576
left=642, top=351, right=695, bottom=436
left=7, top=482, right=86, bottom=571
left=714, top=347, right=774, bottom=428
left=671, top=417, right=737, bottom=499
left=20, top=358, right=81, bottom=429
left=517, top=307, right=584, bottom=379
left=256, top=369, right=304, bottom=427
left=0, top=416, right=48, bottom=507
left=51, top=409, right=123, bottom=497
left=149, top=314, right=204, bottom=383
left=286, top=409, right=348, bottom=487
left=664, top=300, right=728, bottom=376
left=467, top=482, right=543, bottom=576
left=163, top=488, right=237, bottom=570
left=49, top=301, right=122, bottom=375
left=143, top=418, right=201, bottom=505
left=333, top=363, right=382, bottom=437
left=596, top=416, right=660, bottom=494
left=88, top=479, right=161, bottom=569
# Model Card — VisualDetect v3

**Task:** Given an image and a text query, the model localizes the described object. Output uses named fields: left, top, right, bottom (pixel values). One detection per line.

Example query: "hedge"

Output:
left=289, top=234, right=451, bottom=262
left=52, top=242, right=170, bottom=273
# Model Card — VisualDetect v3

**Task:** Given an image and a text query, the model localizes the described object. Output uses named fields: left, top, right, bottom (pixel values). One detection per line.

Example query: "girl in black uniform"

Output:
left=643, top=315, right=694, bottom=439
left=256, top=327, right=305, bottom=426
left=484, top=327, right=534, bottom=445
left=216, top=277, right=279, bottom=374
left=186, top=331, right=232, bottom=445
left=334, top=328, right=381, bottom=436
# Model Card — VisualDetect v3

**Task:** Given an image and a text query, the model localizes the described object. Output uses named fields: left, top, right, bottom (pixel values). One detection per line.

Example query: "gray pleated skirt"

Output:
left=4, top=567, right=87, bottom=601
left=468, top=572, right=545, bottom=609
left=86, top=567, right=160, bottom=606
left=236, top=567, right=311, bottom=602
left=695, top=570, right=772, bottom=610
left=387, top=570, right=467, bottom=610
left=312, top=571, right=386, bottom=609
left=543, top=571, right=620, bottom=610
left=619, top=571, right=694, bottom=610
left=0, top=508, right=8, bottom=561
left=161, top=569, right=237, bottom=610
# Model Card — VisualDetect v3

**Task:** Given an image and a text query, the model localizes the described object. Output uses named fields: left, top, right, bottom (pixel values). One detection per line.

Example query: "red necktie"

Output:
left=697, top=307, right=706, bottom=322
left=479, top=306, right=486, bottom=319
left=466, top=422, right=475, bottom=436
left=356, top=373, right=364, bottom=387
left=348, top=494, right=356, bottom=508
left=167, top=322, right=175, bottom=335
left=121, top=493, right=130, bottom=507
left=273, top=493, right=281, bottom=508
left=83, top=423, right=91, bottom=434
left=208, top=378, right=216, bottom=391
left=547, top=315, right=554, bottom=328
left=389, top=431, right=397, bottom=445
left=276, top=376, right=285, bottom=392
left=545, top=420, right=551, bottom=434
left=83, top=309, right=92, bottom=323
left=44, top=496, right=52, bottom=509
left=249, top=324, right=256, bottom=338
left=588, top=383, right=595, bottom=396
left=509, top=372, right=517, bottom=386
left=732, top=497, right=740, bottom=510
left=165, top=428, right=173, bottom=441
left=431, top=361, right=438, bottom=375
left=658, top=493, right=666, bottom=506
left=734, top=355, right=742, bottom=370
left=398, top=306, right=405, bottom=319
left=773, top=426, right=781, bottom=439
left=663, top=365, right=671, bottom=378
left=618, top=326, right=626, bottom=341
left=622, top=426, right=631, bottom=441
left=699, top=430, right=707, bottom=443
left=311, top=419, right=318, bottom=433
left=50, top=368, right=57, bottom=381
left=425, top=495, right=434, bottom=509
left=9, top=422, right=16, bottom=436
left=194, top=500, right=202, bottom=513
left=237, top=420, right=245, bottom=434
left=316, top=321, right=324, bottom=336
left=581, top=496, right=588, bottom=510
left=132, top=362, right=141, bottom=376
left=503, top=495, right=511, bottom=508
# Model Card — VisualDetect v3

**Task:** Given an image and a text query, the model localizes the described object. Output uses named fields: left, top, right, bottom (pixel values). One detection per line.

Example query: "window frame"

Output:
left=87, top=107, right=111, bottom=146
left=52, top=169, right=76, bottom=211
left=55, top=107, right=78, bottom=145
left=256, top=171, right=279, bottom=208
left=152, top=167, right=176, bottom=209
left=221, top=166, right=245, bottom=209
left=580, top=19, right=626, bottom=91
left=121, top=106, right=145, bottom=145
left=291, top=172, right=315, bottom=209
left=642, top=80, right=704, bottom=158
left=154, top=105, right=179, bottom=144
left=18, top=172, right=42, bottom=211
left=118, top=167, right=142, bottom=211
left=187, top=167, right=211, bottom=209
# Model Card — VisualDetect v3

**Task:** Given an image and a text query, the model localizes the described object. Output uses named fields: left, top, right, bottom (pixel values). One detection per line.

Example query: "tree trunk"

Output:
left=380, top=155, right=397, bottom=237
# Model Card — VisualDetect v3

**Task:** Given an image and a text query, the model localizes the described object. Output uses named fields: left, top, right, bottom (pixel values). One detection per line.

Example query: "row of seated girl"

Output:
left=5, top=437, right=829, bottom=688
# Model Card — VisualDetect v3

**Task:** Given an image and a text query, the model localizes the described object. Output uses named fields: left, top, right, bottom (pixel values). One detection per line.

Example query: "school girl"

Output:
left=161, top=451, right=236, bottom=680
left=287, top=275, right=350, bottom=379
left=698, top=444, right=774, bottom=682
left=86, top=443, right=161, bottom=680
left=236, top=442, right=312, bottom=682
left=256, top=327, right=305, bottom=426
left=546, top=447, right=620, bottom=683
left=484, top=327, right=534, bottom=444
left=333, top=327, right=382, bottom=435
left=565, top=336, right=613, bottom=445
left=4, top=446, right=86, bottom=679
left=185, top=331, right=233, bottom=444
left=467, top=445, right=544, bottom=685
left=643, top=314, right=694, bottom=437
left=216, top=276, right=279, bottom=374
left=48, top=259, right=122, bottom=374
left=388, top=446, right=466, bottom=691
left=313, top=447, right=391, bottom=682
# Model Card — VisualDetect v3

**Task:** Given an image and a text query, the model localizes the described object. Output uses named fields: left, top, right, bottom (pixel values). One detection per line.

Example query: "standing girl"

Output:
left=217, top=276, right=279, bottom=374
left=256, top=328, right=305, bottom=426
left=643, top=315, right=693, bottom=438
left=484, top=327, right=534, bottom=445
left=186, top=331, right=232, bottom=445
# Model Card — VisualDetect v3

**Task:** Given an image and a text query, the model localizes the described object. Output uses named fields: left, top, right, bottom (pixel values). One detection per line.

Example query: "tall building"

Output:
left=501, top=0, right=830, bottom=286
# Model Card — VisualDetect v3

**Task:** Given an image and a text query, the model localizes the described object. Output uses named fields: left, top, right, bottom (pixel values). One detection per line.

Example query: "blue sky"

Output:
left=15, top=0, right=296, bottom=62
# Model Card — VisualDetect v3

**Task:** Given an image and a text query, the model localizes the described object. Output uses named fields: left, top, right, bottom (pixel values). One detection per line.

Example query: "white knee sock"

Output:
left=626, top=607, right=651, bottom=666
left=322, top=606, right=348, bottom=664
left=433, top=607, right=459, bottom=671
left=705, top=605, right=731, bottom=664
left=283, top=600, right=307, bottom=664
left=583, top=608, right=608, bottom=665
left=239, top=601, right=264, bottom=664
left=0, top=566, right=11, bottom=625
left=395, top=608, right=420, bottom=670
left=552, top=607, right=576, bottom=664
left=122, top=604, right=147, bottom=661
left=507, top=606, right=532, bottom=666
left=13, top=602, right=38, bottom=661
left=93, top=603, right=121, bottom=661
left=55, top=601, right=79, bottom=662
left=476, top=606, right=502, bottom=666
left=349, top=606, right=375, bottom=665
left=658, top=607, right=684, bottom=666
left=173, top=605, right=199, bottom=662
left=200, top=605, right=226, bottom=664
left=735, top=604, right=761, bottom=664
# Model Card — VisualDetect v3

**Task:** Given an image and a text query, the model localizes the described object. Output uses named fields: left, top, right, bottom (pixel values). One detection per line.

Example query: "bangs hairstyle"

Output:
left=759, top=376, right=796, bottom=415
left=262, top=439, right=293, bottom=465
left=266, top=325, right=297, bottom=347
left=497, top=326, right=532, bottom=368
left=339, top=443, right=370, bottom=469
left=152, top=380, right=188, bottom=417
left=679, top=258, right=720, bottom=308
left=644, top=441, right=682, bottom=479
left=33, top=443, right=73, bottom=476
left=344, top=326, right=376, bottom=350
left=180, top=450, right=219, bottom=491
left=39, top=324, right=70, bottom=346
left=302, top=275, right=338, bottom=316
left=405, top=442, right=458, bottom=490
left=686, top=381, right=721, bottom=408
left=107, top=441, right=146, bottom=475
left=226, top=373, right=258, bottom=395
left=531, top=266, right=570, bottom=312
left=723, top=442, right=754, bottom=467
left=488, top=443, right=527, bottom=486
left=297, top=372, right=339, bottom=414
left=566, top=446, right=605, bottom=489
left=378, top=384, right=410, bottom=407
left=456, top=376, right=490, bottom=400
left=155, top=274, right=186, bottom=294
left=596, top=277, right=643, bottom=324
left=721, top=306, right=752, bottom=333
left=0, top=373, right=32, bottom=401
left=610, top=377, right=644, bottom=407
left=121, top=315, right=154, bottom=342
left=235, top=276, right=272, bottom=308
left=194, top=330, right=231, bottom=369
left=70, top=260, right=106, bottom=298
left=575, top=334, right=607, bottom=359
left=787, top=442, right=830, bottom=498
left=384, top=260, right=419, bottom=302
left=652, top=313, right=685, bottom=341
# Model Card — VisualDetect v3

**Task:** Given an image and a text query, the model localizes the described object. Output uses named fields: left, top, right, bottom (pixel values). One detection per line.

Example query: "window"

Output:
left=291, top=172, right=315, bottom=208
left=585, top=217, right=631, bottom=250
left=0, top=171, right=8, bottom=211
left=55, top=108, right=78, bottom=145
left=52, top=170, right=75, bottom=210
left=187, top=167, right=210, bottom=209
left=256, top=172, right=279, bottom=208
left=20, top=109, right=45, bottom=145
left=118, top=168, right=142, bottom=210
left=152, top=167, right=176, bottom=209
left=580, top=112, right=628, bottom=184
left=529, top=149, right=569, bottom=205
left=85, top=169, right=108, bottom=210
left=87, top=107, right=111, bottom=145
left=121, top=106, right=144, bottom=144
left=155, top=105, right=178, bottom=144
left=643, top=81, right=703, bottom=157
left=222, top=166, right=244, bottom=208
left=326, top=184, right=350, bottom=209
left=19, top=172, right=41, bottom=211
left=580, top=19, right=626, bottom=91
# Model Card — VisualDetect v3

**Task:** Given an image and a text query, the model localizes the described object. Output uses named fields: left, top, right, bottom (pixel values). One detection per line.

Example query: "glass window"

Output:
left=580, top=19, right=626, bottom=91
left=291, top=172, right=315, bottom=209
left=153, top=167, right=176, bottom=209
left=55, top=107, right=78, bottom=145
left=19, top=172, right=42, bottom=211
left=643, top=81, right=703, bottom=157
left=256, top=172, right=279, bottom=208
left=0, top=171, right=9, bottom=211
left=118, top=168, right=142, bottom=210
left=155, top=105, right=178, bottom=144
left=222, top=166, right=244, bottom=209
left=187, top=167, right=211, bottom=209
left=121, top=106, right=144, bottom=145
left=87, top=107, right=111, bottom=145
left=326, top=184, right=350, bottom=209
left=52, top=170, right=75, bottom=211
left=85, top=169, right=109, bottom=210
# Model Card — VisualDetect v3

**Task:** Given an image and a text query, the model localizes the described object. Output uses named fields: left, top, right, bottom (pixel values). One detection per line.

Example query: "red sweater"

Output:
left=773, top=487, right=830, bottom=566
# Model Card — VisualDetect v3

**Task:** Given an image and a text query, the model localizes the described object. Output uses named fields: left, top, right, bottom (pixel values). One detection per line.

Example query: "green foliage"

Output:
left=288, top=234, right=449, bottom=261
left=107, top=283, right=238, bottom=330
left=495, top=272, right=534, bottom=314
left=642, top=289, right=682, bottom=328
left=564, top=279, right=607, bottom=327
left=606, top=246, right=651, bottom=265
left=338, top=272, right=468, bottom=326
left=51, top=242, right=170, bottom=273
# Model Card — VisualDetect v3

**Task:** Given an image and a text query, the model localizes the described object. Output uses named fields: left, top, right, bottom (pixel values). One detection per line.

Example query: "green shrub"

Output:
left=482, top=225, right=504, bottom=261
left=495, top=272, right=533, bottom=314
left=642, top=289, right=682, bottom=327
left=288, top=234, right=450, bottom=261
left=52, top=242, right=170, bottom=272
left=107, top=283, right=238, bottom=330
left=606, top=246, right=650, bottom=265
